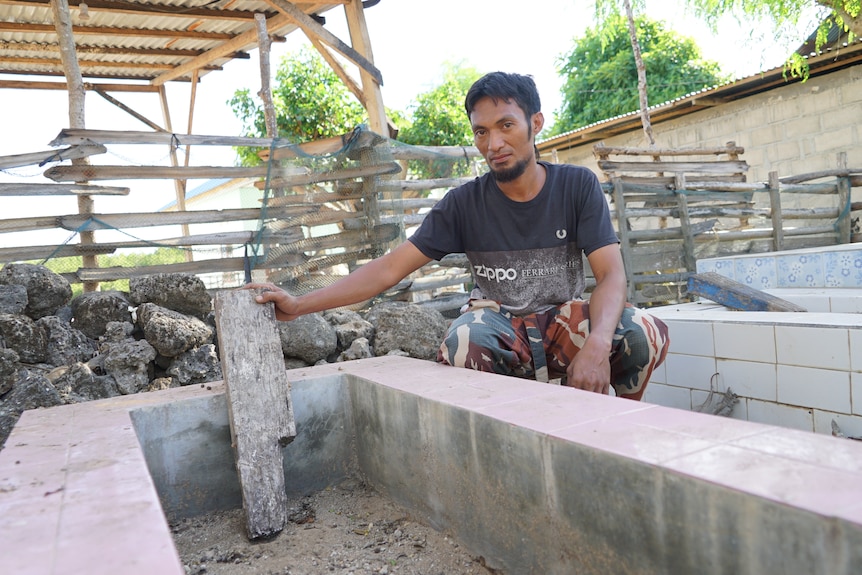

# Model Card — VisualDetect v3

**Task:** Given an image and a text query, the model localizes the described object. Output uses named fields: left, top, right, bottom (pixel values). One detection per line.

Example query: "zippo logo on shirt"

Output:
left=474, top=264, right=517, bottom=282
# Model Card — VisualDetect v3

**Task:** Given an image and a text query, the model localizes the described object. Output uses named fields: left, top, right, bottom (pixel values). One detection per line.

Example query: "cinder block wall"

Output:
left=545, top=65, right=862, bottom=187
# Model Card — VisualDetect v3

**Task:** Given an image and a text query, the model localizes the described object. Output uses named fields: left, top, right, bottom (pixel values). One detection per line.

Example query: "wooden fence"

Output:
left=1, top=130, right=859, bottom=310
left=596, top=142, right=861, bottom=305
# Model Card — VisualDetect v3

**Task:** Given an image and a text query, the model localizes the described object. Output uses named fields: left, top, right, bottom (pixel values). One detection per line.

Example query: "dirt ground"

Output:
left=170, top=478, right=501, bottom=575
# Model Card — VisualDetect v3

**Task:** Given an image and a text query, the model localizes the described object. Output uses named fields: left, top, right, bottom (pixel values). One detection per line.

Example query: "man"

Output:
left=247, top=71, right=669, bottom=400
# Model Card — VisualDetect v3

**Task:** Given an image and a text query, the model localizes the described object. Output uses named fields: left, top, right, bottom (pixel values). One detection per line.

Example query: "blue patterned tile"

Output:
left=734, top=256, right=777, bottom=289
left=824, top=249, right=862, bottom=287
left=696, top=258, right=735, bottom=280
left=777, top=252, right=825, bottom=288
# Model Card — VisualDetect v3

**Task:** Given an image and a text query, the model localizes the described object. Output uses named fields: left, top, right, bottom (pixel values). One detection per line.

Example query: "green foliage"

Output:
left=680, top=0, right=859, bottom=79
left=397, top=63, right=481, bottom=179
left=229, top=47, right=367, bottom=166
left=551, top=14, right=728, bottom=134
left=36, top=248, right=188, bottom=297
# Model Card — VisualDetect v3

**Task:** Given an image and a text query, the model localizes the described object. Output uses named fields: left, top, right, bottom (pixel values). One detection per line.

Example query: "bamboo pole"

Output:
left=254, top=13, right=278, bottom=138
left=50, top=0, right=98, bottom=291
left=159, top=83, right=192, bottom=259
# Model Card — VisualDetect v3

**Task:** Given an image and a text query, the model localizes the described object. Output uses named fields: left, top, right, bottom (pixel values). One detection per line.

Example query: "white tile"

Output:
left=716, top=359, right=777, bottom=401
left=649, top=357, right=667, bottom=384
left=713, top=322, right=776, bottom=363
left=813, top=410, right=862, bottom=438
left=775, top=325, right=850, bottom=371
left=664, top=353, right=718, bottom=392
left=747, top=398, right=814, bottom=432
left=662, top=320, right=714, bottom=357
left=777, top=365, right=851, bottom=413
left=853, top=372, right=862, bottom=416
left=642, top=383, right=691, bottom=411
left=781, top=295, right=831, bottom=313
left=830, top=295, right=862, bottom=314
left=851, top=329, right=862, bottom=372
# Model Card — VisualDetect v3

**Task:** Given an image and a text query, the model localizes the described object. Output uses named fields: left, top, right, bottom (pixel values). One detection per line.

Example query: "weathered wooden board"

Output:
left=0, top=144, right=106, bottom=169
left=213, top=289, right=297, bottom=540
left=687, top=272, right=808, bottom=312
left=0, top=182, right=129, bottom=196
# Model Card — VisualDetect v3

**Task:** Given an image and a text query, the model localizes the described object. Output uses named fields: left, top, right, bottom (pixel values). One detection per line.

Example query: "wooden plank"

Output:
left=594, top=143, right=745, bottom=157
left=611, top=176, right=636, bottom=301
left=0, top=205, right=316, bottom=233
left=43, top=164, right=309, bottom=182
left=674, top=175, right=697, bottom=272
left=258, top=161, right=403, bottom=190
left=598, top=160, right=749, bottom=174
left=687, top=272, right=808, bottom=312
left=0, top=182, right=129, bottom=196
left=0, top=144, right=106, bottom=169
left=213, top=289, right=296, bottom=540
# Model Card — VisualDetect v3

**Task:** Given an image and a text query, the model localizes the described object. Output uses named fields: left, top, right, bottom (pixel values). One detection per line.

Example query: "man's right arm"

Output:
left=245, top=240, right=432, bottom=321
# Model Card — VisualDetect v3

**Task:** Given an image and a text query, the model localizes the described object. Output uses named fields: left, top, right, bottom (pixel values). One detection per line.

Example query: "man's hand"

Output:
left=564, top=338, right=611, bottom=395
left=242, top=282, right=300, bottom=322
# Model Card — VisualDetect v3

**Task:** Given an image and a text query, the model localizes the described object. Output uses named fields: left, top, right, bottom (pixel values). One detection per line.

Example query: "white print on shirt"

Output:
left=472, top=256, right=582, bottom=283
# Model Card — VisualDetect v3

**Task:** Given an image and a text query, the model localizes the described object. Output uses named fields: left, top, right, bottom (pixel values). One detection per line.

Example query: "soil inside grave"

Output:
left=170, top=478, right=501, bottom=575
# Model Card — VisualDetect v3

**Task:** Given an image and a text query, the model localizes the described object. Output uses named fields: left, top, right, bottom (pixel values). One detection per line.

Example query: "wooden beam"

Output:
left=94, top=87, right=166, bottom=131
left=594, top=143, right=746, bottom=157
left=151, top=14, right=295, bottom=85
left=0, top=21, right=235, bottom=41
left=343, top=0, right=387, bottom=135
left=687, top=272, right=808, bottom=312
left=261, top=0, right=383, bottom=85
left=0, top=144, right=106, bottom=169
left=307, top=34, right=365, bottom=107
left=2, top=55, right=180, bottom=71
left=51, top=0, right=99, bottom=291
left=0, top=205, right=317, bottom=234
left=0, top=80, right=161, bottom=91
left=0, top=41, right=242, bottom=60
left=598, top=160, right=749, bottom=174
left=213, top=289, right=295, bottom=540
left=0, top=183, right=128, bottom=196
left=254, top=161, right=402, bottom=189
left=51, top=127, right=379, bottom=152
left=43, top=164, right=310, bottom=182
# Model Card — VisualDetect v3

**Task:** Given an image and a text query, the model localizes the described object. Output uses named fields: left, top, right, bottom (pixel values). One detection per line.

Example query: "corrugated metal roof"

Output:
left=539, top=34, right=862, bottom=153
left=0, top=0, right=344, bottom=82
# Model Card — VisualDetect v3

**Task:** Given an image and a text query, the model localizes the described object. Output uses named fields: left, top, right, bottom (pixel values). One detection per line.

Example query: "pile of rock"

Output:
left=0, top=264, right=449, bottom=448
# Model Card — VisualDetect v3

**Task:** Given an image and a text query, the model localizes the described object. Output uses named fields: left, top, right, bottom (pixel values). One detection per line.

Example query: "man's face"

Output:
left=469, top=96, right=542, bottom=183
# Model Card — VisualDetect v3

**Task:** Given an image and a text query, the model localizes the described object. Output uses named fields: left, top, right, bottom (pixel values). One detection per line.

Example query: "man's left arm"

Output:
left=564, top=243, right=627, bottom=394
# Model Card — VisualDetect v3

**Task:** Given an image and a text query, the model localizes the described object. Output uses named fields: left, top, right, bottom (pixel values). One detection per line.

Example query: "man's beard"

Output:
left=490, top=125, right=534, bottom=184
left=491, top=155, right=531, bottom=183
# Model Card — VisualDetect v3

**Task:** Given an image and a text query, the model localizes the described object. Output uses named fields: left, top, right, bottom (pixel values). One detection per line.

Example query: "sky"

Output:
left=0, top=0, right=821, bottom=247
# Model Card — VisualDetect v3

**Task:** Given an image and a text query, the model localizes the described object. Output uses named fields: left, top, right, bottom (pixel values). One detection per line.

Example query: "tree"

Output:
left=397, top=63, right=481, bottom=178
left=229, top=47, right=367, bottom=166
left=552, top=13, right=728, bottom=136
left=676, top=1, right=859, bottom=79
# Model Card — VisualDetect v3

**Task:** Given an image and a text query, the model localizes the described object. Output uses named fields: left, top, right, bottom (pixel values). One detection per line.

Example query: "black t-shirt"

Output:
left=408, top=162, right=619, bottom=316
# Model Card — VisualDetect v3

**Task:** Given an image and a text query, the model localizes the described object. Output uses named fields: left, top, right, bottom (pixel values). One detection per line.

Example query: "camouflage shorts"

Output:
left=437, top=299, right=669, bottom=400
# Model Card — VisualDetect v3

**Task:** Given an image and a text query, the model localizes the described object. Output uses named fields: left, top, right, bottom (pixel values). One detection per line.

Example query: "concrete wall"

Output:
left=544, top=65, right=862, bottom=186
left=5, top=357, right=862, bottom=575
left=132, top=374, right=355, bottom=520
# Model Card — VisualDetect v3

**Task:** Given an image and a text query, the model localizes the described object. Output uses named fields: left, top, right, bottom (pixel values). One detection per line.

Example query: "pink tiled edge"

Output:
left=0, top=381, right=223, bottom=575
left=4, top=355, right=862, bottom=574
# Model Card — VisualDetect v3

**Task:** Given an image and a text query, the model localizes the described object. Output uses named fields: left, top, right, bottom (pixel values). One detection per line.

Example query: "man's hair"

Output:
left=464, top=72, right=541, bottom=120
